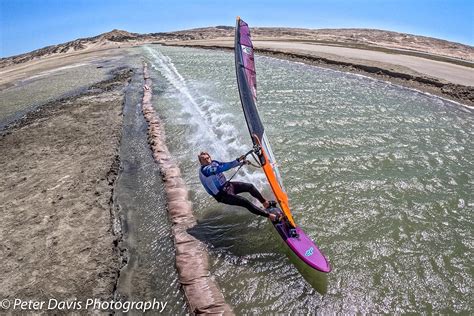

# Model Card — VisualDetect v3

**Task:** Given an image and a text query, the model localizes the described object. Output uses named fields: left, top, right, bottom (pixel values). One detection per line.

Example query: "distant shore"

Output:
left=163, top=40, right=474, bottom=107
left=1, top=26, right=472, bottom=107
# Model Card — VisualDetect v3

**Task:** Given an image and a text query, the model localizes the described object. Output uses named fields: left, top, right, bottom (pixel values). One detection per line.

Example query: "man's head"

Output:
left=198, top=151, right=212, bottom=166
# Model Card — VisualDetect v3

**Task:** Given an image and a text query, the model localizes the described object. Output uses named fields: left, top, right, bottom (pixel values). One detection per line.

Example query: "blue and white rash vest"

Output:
left=199, top=159, right=241, bottom=195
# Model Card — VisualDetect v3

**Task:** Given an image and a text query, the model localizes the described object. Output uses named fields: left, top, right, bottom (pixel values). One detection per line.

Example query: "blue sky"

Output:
left=1, top=0, right=473, bottom=57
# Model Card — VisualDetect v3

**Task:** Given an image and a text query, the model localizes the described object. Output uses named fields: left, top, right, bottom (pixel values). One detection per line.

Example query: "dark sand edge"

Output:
left=165, top=43, right=474, bottom=108
left=0, top=69, right=132, bottom=308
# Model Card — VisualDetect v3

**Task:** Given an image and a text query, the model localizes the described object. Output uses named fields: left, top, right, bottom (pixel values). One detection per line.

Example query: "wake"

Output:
left=145, top=46, right=265, bottom=186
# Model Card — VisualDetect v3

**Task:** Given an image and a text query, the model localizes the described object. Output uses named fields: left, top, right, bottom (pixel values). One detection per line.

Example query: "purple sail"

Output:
left=237, top=19, right=257, bottom=102
left=235, top=17, right=331, bottom=273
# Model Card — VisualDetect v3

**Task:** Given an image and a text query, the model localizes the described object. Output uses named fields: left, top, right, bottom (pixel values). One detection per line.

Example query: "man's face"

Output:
left=199, top=153, right=212, bottom=166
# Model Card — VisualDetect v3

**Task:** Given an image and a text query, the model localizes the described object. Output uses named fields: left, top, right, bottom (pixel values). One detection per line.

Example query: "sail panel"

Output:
left=261, top=134, right=285, bottom=191
left=235, top=18, right=264, bottom=140
left=238, top=20, right=257, bottom=101
left=235, top=17, right=296, bottom=227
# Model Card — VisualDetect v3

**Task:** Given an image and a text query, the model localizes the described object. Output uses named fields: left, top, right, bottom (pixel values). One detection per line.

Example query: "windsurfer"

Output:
left=198, top=151, right=281, bottom=222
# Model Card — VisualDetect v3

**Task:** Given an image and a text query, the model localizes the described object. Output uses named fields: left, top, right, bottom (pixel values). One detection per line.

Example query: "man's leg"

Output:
left=230, top=181, right=266, bottom=204
left=215, top=191, right=269, bottom=218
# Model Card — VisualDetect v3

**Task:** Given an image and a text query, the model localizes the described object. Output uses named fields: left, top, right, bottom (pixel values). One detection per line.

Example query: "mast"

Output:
left=235, top=17, right=296, bottom=228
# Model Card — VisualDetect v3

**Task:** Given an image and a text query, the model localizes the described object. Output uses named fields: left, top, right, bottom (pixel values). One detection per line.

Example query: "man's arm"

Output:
left=202, top=160, right=241, bottom=176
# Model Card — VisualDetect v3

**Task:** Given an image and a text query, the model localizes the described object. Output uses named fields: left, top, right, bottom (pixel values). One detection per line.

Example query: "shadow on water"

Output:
left=187, top=207, right=279, bottom=255
left=188, top=208, right=329, bottom=295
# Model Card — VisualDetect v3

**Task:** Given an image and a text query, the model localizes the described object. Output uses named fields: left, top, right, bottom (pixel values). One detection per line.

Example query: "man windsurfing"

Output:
left=198, top=151, right=281, bottom=222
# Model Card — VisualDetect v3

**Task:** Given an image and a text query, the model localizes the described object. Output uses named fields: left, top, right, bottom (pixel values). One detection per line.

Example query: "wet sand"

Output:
left=0, top=69, right=131, bottom=306
left=164, top=39, right=474, bottom=107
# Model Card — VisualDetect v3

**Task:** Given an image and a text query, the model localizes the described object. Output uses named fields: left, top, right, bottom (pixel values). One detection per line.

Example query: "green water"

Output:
left=145, top=45, right=473, bottom=314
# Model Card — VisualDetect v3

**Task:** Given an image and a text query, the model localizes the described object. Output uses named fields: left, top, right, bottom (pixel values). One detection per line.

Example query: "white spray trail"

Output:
left=145, top=46, right=266, bottom=187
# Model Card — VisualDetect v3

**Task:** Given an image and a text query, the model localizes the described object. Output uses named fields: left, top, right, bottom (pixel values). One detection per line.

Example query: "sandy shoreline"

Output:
left=0, top=69, right=131, bottom=308
left=164, top=41, right=474, bottom=107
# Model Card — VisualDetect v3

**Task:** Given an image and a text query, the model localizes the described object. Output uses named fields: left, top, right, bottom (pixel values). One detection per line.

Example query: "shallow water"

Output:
left=0, top=64, right=110, bottom=129
left=115, top=62, right=186, bottom=314
left=146, top=44, right=473, bottom=314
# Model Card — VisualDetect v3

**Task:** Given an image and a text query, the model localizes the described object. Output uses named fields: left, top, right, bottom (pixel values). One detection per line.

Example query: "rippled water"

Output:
left=145, top=45, right=473, bottom=314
